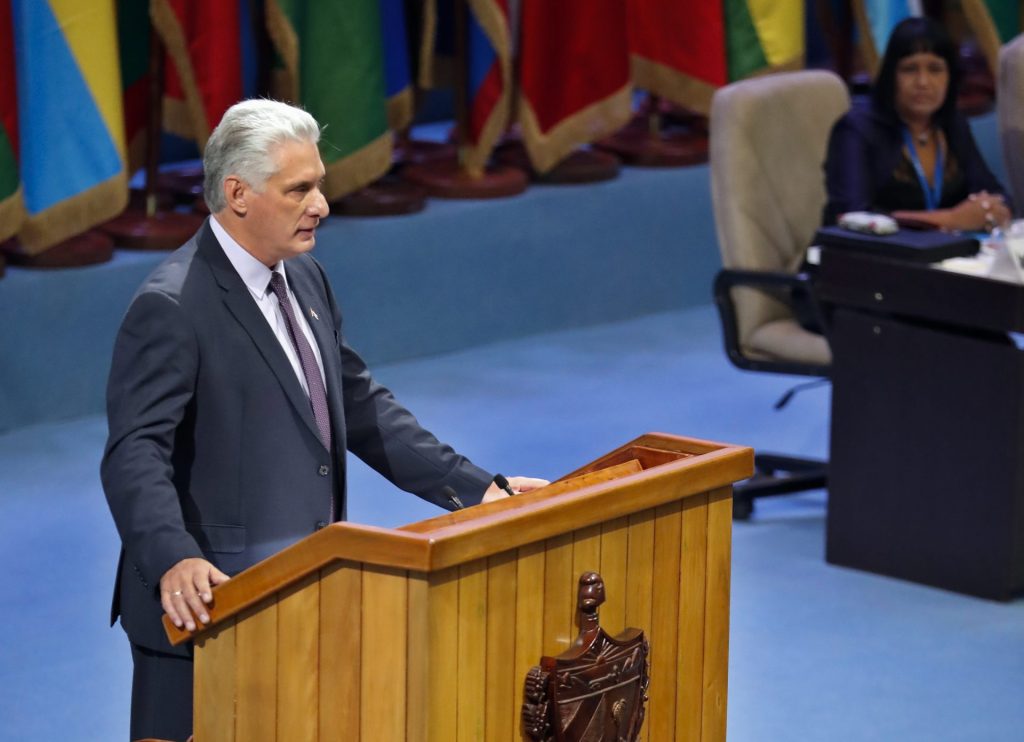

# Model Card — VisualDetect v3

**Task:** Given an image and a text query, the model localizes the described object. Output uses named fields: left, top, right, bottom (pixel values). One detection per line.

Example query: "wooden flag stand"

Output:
left=102, top=28, right=204, bottom=251
left=331, top=172, right=428, bottom=217
left=597, top=94, right=709, bottom=168
left=493, top=133, right=622, bottom=185
left=165, top=432, right=751, bottom=741
left=0, top=229, right=114, bottom=269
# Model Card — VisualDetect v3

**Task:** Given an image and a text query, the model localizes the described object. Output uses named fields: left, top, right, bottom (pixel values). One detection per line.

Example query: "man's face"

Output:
left=237, top=138, right=329, bottom=266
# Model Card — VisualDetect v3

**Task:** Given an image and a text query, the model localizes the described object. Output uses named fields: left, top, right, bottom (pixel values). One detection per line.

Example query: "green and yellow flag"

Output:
left=726, top=0, right=805, bottom=81
left=266, top=0, right=391, bottom=200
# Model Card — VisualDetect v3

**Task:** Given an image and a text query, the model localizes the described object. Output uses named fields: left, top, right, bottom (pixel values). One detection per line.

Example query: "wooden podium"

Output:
left=164, top=433, right=753, bottom=741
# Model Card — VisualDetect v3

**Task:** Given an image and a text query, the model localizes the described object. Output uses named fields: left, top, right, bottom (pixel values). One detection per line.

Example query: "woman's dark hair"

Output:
left=872, top=16, right=960, bottom=128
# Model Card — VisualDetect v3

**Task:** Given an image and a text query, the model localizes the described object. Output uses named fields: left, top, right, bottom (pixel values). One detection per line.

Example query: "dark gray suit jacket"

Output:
left=102, top=220, right=492, bottom=654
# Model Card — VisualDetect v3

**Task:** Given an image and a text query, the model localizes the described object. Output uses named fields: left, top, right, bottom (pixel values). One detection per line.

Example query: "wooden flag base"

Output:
left=159, top=165, right=205, bottom=203
left=495, top=143, right=620, bottom=184
left=401, top=158, right=528, bottom=199
left=332, top=174, right=427, bottom=217
left=128, top=187, right=176, bottom=213
left=102, top=209, right=206, bottom=251
left=957, top=44, right=995, bottom=117
left=596, top=121, right=708, bottom=168
left=1, top=230, right=114, bottom=268
left=958, top=70, right=994, bottom=117
left=393, top=136, right=457, bottom=166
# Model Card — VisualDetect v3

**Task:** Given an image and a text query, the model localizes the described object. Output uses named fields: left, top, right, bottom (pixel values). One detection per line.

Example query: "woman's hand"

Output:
left=965, top=191, right=1012, bottom=231
left=893, top=191, right=1011, bottom=232
left=941, top=191, right=1010, bottom=231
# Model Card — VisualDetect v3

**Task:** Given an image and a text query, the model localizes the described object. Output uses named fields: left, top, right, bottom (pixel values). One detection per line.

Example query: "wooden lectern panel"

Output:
left=176, top=433, right=750, bottom=741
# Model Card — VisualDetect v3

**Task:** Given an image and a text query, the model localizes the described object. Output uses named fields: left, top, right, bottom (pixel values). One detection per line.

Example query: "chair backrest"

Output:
left=999, top=34, right=1024, bottom=214
left=710, top=70, right=850, bottom=347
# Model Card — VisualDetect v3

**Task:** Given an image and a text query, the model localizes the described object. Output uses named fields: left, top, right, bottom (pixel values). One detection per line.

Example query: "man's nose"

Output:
left=310, top=189, right=329, bottom=218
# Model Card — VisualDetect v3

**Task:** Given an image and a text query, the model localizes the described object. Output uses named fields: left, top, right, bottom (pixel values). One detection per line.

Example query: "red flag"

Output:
left=518, top=0, right=633, bottom=173
left=1, top=0, right=24, bottom=242
left=151, top=0, right=243, bottom=150
left=628, top=0, right=728, bottom=114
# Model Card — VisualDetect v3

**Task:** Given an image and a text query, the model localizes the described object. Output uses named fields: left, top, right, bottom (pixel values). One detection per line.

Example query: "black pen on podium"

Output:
left=442, top=485, right=465, bottom=510
left=493, top=473, right=517, bottom=497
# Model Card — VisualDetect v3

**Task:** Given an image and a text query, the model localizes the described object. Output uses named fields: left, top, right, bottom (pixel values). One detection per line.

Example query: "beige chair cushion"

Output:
left=748, top=318, right=832, bottom=366
left=710, top=70, right=850, bottom=367
left=999, top=34, right=1024, bottom=213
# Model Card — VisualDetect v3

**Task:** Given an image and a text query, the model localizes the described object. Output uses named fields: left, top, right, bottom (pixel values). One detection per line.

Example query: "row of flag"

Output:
left=0, top=0, right=245, bottom=257
left=856, top=0, right=1021, bottom=75
left=0, top=1, right=1020, bottom=261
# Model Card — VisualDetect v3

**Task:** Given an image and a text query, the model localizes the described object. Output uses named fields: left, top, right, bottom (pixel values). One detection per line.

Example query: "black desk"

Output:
left=817, top=248, right=1024, bottom=600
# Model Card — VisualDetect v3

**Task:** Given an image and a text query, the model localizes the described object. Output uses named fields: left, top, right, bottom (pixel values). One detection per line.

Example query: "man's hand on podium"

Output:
left=482, top=475, right=549, bottom=503
left=160, top=557, right=230, bottom=632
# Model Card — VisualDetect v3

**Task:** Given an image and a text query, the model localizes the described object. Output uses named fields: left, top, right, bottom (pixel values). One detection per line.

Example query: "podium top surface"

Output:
left=164, top=433, right=753, bottom=645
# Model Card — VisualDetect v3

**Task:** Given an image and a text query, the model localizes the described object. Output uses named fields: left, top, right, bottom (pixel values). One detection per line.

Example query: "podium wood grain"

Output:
left=170, top=433, right=751, bottom=741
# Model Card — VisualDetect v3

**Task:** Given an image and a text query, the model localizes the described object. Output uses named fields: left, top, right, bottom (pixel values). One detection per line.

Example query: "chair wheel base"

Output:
left=733, top=497, right=754, bottom=521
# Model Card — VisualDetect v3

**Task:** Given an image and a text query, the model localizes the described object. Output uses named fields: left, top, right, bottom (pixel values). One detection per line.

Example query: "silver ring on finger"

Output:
left=172, top=589, right=183, bottom=596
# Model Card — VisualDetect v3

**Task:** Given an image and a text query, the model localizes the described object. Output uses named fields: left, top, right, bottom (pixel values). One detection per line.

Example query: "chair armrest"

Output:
left=712, top=268, right=829, bottom=377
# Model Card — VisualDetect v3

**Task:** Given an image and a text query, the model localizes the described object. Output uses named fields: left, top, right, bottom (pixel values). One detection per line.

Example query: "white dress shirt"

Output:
left=210, top=216, right=327, bottom=395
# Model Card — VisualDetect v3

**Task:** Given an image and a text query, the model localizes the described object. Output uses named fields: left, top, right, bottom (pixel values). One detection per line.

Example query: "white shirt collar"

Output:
left=210, top=215, right=286, bottom=297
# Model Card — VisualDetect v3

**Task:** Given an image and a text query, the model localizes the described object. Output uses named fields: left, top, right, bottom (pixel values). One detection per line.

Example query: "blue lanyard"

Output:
left=901, top=126, right=944, bottom=211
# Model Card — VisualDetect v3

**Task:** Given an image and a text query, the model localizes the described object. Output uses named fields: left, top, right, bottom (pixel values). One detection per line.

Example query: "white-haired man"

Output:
left=102, top=99, right=545, bottom=741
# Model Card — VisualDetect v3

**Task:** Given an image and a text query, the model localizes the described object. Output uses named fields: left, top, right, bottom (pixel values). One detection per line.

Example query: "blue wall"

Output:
left=0, top=112, right=1006, bottom=433
left=0, top=163, right=721, bottom=433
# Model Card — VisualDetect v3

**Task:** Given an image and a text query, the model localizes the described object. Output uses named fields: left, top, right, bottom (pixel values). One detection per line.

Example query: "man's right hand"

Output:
left=160, top=557, right=230, bottom=632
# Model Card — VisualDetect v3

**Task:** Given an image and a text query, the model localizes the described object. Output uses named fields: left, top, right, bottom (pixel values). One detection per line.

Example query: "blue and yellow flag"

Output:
left=12, top=0, right=127, bottom=254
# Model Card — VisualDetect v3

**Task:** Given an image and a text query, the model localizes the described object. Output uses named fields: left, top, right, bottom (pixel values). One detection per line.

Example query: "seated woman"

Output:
left=824, top=16, right=1012, bottom=232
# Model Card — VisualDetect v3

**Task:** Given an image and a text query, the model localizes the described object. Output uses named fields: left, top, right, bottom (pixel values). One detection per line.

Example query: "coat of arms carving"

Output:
left=522, top=571, right=650, bottom=741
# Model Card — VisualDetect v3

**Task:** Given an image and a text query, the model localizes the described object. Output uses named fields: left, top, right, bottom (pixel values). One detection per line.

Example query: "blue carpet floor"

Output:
left=1, top=306, right=1021, bottom=741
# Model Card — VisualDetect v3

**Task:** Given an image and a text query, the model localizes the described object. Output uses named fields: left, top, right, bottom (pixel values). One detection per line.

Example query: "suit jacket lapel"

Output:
left=197, top=222, right=324, bottom=447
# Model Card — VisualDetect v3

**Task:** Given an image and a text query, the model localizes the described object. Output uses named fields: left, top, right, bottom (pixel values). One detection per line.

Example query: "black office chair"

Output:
left=708, top=70, right=850, bottom=519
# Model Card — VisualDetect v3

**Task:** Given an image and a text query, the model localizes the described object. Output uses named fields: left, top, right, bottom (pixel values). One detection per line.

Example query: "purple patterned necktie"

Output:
left=268, top=272, right=332, bottom=453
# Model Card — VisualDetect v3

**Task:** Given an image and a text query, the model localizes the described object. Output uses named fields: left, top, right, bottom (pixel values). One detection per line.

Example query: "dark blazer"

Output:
left=823, top=97, right=1008, bottom=224
left=102, top=220, right=492, bottom=654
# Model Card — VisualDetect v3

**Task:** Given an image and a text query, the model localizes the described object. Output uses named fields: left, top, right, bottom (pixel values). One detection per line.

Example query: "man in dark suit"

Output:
left=101, top=99, right=544, bottom=741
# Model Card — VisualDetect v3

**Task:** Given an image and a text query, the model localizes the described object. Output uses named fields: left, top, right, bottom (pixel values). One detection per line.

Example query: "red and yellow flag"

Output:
left=628, top=0, right=728, bottom=114
left=518, top=0, right=633, bottom=174
left=152, top=0, right=243, bottom=151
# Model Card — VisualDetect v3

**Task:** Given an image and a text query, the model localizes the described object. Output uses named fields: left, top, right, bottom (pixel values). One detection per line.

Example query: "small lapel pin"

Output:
left=309, top=307, right=319, bottom=321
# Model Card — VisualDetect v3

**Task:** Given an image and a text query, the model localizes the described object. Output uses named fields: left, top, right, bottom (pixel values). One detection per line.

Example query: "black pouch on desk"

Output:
left=813, top=226, right=979, bottom=263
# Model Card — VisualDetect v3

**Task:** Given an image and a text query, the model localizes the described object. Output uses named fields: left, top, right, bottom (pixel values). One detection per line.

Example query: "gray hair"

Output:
left=203, top=99, right=321, bottom=213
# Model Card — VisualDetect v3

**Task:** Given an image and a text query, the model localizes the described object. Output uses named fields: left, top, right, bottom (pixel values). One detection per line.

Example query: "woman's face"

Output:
left=894, top=51, right=949, bottom=123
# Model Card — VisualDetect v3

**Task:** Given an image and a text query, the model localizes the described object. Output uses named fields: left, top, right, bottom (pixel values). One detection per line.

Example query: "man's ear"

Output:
left=224, top=176, right=247, bottom=215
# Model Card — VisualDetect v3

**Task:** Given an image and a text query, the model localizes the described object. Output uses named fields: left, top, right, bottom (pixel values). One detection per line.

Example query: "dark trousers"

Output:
left=130, top=643, right=194, bottom=742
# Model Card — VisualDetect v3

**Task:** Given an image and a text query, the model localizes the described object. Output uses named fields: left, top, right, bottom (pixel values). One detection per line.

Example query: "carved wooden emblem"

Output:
left=522, top=571, right=650, bottom=741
